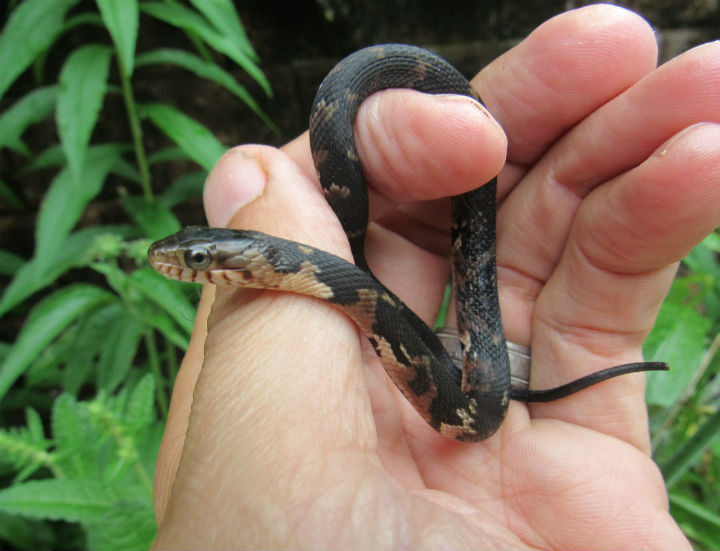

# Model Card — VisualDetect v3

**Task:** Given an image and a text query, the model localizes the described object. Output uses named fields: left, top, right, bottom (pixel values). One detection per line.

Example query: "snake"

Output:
left=148, top=44, right=668, bottom=442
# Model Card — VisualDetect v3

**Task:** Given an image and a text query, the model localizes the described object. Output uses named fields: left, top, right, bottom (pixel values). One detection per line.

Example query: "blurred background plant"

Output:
left=0, top=0, right=718, bottom=549
left=0, top=0, right=274, bottom=548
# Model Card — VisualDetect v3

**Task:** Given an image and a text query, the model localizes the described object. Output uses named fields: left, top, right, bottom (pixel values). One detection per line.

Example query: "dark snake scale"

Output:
left=149, top=44, right=668, bottom=441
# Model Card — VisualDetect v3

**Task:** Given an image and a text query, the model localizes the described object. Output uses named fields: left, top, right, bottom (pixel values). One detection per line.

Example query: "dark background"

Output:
left=0, top=0, right=718, bottom=251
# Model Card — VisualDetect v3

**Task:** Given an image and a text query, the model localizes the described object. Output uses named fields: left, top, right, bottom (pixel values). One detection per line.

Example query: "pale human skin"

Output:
left=152, top=5, right=720, bottom=549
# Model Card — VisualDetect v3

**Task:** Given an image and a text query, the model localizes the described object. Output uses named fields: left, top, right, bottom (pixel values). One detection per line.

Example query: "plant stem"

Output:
left=145, top=330, right=168, bottom=418
left=118, top=57, right=153, bottom=202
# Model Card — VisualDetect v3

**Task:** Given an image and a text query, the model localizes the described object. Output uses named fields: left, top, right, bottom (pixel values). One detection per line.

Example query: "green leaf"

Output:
left=96, top=310, right=143, bottom=392
left=35, top=144, right=125, bottom=269
left=0, top=512, right=54, bottom=550
left=187, top=0, right=257, bottom=60
left=0, top=86, right=58, bottom=154
left=123, top=195, right=182, bottom=240
left=96, top=0, right=138, bottom=77
left=52, top=394, right=97, bottom=478
left=0, top=479, right=119, bottom=523
left=670, top=492, right=720, bottom=550
left=140, top=2, right=271, bottom=96
left=57, top=45, right=114, bottom=185
left=644, top=300, right=710, bottom=407
left=0, top=0, right=80, bottom=100
left=157, top=171, right=206, bottom=208
left=145, top=312, right=190, bottom=350
left=0, top=284, right=115, bottom=402
left=0, top=248, right=24, bottom=277
left=130, top=268, right=196, bottom=335
left=661, top=408, right=720, bottom=487
left=143, top=103, right=226, bottom=171
left=16, top=144, right=65, bottom=174
left=85, top=499, right=156, bottom=550
left=135, top=48, right=276, bottom=130
left=0, top=225, right=133, bottom=317
left=125, top=374, right=156, bottom=433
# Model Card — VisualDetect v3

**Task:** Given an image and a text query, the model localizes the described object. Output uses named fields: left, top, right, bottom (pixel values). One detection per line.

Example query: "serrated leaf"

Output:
left=123, top=194, right=181, bottom=240
left=188, top=0, right=257, bottom=60
left=130, top=268, right=196, bottom=335
left=35, top=144, right=125, bottom=269
left=135, top=48, right=277, bottom=131
left=140, top=2, right=271, bottom=96
left=0, top=0, right=81, bottom=100
left=57, top=45, right=114, bottom=185
left=143, top=103, right=226, bottom=171
left=85, top=499, right=156, bottom=550
left=0, top=86, right=58, bottom=153
left=96, top=311, right=143, bottom=392
left=96, top=0, right=138, bottom=77
left=125, top=374, right=155, bottom=433
left=0, top=284, right=116, bottom=402
left=0, top=225, right=134, bottom=317
left=0, top=479, right=118, bottom=523
left=52, top=394, right=98, bottom=478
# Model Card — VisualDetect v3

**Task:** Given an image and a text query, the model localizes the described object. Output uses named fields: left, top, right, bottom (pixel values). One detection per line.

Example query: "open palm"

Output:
left=153, top=6, right=720, bottom=548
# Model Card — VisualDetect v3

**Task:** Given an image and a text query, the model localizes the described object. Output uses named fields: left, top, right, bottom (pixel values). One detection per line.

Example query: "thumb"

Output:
left=154, top=146, right=377, bottom=544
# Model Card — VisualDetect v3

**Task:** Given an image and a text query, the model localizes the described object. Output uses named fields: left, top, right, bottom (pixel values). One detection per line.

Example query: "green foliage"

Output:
left=645, top=231, right=720, bottom=550
left=0, top=0, right=273, bottom=548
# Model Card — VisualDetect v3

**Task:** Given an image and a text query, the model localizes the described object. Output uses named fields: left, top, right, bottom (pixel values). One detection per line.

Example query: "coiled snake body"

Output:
left=149, top=44, right=667, bottom=441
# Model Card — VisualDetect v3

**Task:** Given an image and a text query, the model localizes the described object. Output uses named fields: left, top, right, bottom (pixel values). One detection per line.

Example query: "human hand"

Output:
left=153, top=5, right=719, bottom=548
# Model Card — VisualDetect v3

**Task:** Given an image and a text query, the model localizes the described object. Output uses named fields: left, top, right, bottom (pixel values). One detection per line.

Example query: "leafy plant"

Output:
left=0, top=0, right=274, bottom=548
left=645, top=230, right=720, bottom=550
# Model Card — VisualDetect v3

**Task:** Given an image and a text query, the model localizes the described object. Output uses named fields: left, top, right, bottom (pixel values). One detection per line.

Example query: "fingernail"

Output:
left=436, top=94, right=506, bottom=140
left=204, top=149, right=267, bottom=227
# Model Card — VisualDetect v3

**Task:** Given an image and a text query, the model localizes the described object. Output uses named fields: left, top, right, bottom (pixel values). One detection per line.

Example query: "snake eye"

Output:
left=184, top=246, right=212, bottom=270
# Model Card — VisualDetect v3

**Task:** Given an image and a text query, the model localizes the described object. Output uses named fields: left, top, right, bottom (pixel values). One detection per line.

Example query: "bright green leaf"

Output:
left=143, top=103, right=226, bottom=171
left=123, top=195, right=182, bottom=240
left=135, top=48, right=277, bottom=131
left=96, top=0, right=138, bottom=77
left=0, top=225, right=134, bottom=317
left=645, top=287, right=711, bottom=407
left=130, top=268, right=196, bottom=335
left=0, top=0, right=80, bottom=100
left=57, top=45, right=114, bottom=185
left=140, top=2, right=271, bottom=96
left=145, top=312, right=190, bottom=350
left=35, top=144, right=125, bottom=268
left=85, top=499, right=156, bottom=550
left=0, top=479, right=119, bottom=523
left=0, top=284, right=116, bottom=402
left=187, top=0, right=257, bottom=60
left=0, top=86, right=58, bottom=153
left=96, top=311, right=143, bottom=392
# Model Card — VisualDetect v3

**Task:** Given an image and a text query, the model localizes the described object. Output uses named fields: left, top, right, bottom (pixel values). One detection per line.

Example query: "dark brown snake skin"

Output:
left=148, top=44, right=668, bottom=441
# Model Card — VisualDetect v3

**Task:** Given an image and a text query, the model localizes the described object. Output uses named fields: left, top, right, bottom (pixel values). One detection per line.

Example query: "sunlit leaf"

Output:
left=0, top=0, right=80, bottom=100
left=57, top=45, right=113, bottom=185
left=0, top=285, right=116, bottom=402
left=96, top=0, right=138, bottom=77
left=142, top=103, right=225, bottom=171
